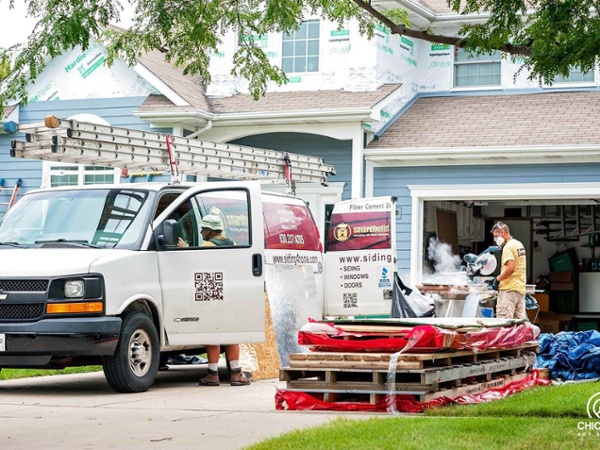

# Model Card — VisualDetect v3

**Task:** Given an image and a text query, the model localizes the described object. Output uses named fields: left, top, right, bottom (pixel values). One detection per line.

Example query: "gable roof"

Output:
left=136, top=50, right=210, bottom=111
left=369, top=91, right=600, bottom=149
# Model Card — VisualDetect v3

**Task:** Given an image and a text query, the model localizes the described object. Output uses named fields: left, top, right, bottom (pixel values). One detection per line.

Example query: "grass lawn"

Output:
left=0, top=366, right=102, bottom=381
left=248, top=382, right=600, bottom=450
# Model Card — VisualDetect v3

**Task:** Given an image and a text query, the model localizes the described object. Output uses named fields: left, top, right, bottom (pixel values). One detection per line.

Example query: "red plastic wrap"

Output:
left=275, top=369, right=550, bottom=412
left=450, top=321, right=538, bottom=351
left=297, top=321, right=537, bottom=353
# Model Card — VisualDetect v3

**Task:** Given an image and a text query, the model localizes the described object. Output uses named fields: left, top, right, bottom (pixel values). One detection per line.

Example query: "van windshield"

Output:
left=0, top=188, right=155, bottom=249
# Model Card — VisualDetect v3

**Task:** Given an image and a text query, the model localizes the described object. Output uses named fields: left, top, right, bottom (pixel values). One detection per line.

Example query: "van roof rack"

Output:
left=7, top=115, right=336, bottom=191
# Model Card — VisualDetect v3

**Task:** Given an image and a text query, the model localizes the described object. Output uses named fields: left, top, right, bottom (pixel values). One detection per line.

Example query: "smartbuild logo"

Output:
left=578, top=392, right=600, bottom=437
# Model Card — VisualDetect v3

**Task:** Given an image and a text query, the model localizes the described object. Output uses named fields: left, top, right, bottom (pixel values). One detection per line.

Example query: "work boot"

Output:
left=199, top=369, right=220, bottom=386
left=229, top=368, right=251, bottom=386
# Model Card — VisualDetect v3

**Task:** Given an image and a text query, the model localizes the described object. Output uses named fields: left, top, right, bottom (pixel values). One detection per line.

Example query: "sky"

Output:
left=0, top=1, right=135, bottom=49
left=0, top=2, right=36, bottom=48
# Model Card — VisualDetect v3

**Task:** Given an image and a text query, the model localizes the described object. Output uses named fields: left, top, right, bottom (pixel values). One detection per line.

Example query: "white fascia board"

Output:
left=209, top=108, right=375, bottom=126
left=133, top=110, right=212, bottom=129
left=135, top=107, right=375, bottom=128
left=365, top=144, right=600, bottom=166
left=431, top=9, right=535, bottom=26
left=408, top=182, right=600, bottom=201
left=134, top=110, right=212, bottom=121
left=432, top=12, right=491, bottom=25
left=133, top=62, right=189, bottom=107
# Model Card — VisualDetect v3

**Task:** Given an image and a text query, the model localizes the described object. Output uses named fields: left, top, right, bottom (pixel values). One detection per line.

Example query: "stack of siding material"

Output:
left=277, top=318, right=547, bottom=412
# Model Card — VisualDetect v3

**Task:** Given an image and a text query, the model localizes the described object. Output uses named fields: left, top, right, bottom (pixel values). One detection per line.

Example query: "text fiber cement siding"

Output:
left=230, top=133, right=352, bottom=200
left=0, top=97, right=152, bottom=214
left=374, top=163, right=600, bottom=271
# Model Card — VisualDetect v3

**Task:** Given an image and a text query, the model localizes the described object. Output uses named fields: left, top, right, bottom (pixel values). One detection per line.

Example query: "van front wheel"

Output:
left=102, top=312, right=159, bottom=393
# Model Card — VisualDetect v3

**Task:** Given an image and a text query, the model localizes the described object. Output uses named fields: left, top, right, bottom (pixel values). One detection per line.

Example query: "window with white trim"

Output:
left=282, top=20, right=320, bottom=73
left=553, top=67, right=595, bottom=84
left=46, top=162, right=121, bottom=188
left=42, top=113, right=122, bottom=188
left=454, top=48, right=502, bottom=88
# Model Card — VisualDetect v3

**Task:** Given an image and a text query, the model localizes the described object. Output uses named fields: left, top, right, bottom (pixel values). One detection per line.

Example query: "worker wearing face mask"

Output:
left=490, top=222, right=527, bottom=319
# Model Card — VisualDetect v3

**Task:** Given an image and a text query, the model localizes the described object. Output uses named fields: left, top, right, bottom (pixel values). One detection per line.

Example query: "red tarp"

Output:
left=275, top=369, right=550, bottom=413
left=298, top=321, right=537, bottom=353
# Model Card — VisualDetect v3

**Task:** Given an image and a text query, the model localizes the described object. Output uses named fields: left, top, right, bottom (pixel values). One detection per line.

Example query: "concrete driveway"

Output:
left=0, top=366, right=382, bottom=449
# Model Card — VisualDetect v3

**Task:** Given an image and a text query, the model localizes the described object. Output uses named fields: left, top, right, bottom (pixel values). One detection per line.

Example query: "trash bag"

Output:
left=391, top=273, right=435, bottom=318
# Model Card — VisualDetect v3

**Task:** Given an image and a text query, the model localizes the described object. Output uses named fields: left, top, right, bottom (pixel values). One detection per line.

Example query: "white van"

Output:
left=0, top=181, right=323, bottom=392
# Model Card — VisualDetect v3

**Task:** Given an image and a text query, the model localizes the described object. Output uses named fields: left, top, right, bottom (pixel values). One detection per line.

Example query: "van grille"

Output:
left=0, top=303, right=45, bottom=320
left=0, top=279, right=49, bottom=292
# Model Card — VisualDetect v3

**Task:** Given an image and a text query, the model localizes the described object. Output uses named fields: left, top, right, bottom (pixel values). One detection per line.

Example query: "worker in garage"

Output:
left=491, top=222, right=527, bottom=319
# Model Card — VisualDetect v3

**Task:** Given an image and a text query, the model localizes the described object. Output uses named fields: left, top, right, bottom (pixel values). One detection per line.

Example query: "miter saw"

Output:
left=462, top=246, right=501, bottom=282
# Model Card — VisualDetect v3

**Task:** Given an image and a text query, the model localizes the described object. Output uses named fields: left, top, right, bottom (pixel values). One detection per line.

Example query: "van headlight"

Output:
left=64, top=280, right=85, bottom=298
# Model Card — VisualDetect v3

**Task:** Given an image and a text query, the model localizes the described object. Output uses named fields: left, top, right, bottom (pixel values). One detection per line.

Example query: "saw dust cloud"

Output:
left=422, top=237, right=466, bottom=285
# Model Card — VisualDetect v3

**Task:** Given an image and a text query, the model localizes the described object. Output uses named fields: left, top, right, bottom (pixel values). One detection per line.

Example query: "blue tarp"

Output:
left=536, top=331, right=600, bottom=380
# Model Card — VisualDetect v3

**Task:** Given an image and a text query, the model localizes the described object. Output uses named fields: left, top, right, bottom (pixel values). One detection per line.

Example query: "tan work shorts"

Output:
left=496, top=291, right=527, bottom=320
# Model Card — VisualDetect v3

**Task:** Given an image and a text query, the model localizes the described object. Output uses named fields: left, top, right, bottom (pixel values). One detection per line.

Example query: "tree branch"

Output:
left=351, top=0, right=532, bottom=56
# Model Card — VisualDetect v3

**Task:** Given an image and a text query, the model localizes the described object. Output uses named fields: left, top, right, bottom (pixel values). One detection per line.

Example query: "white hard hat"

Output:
left=200, top=214, right=224, bottom=231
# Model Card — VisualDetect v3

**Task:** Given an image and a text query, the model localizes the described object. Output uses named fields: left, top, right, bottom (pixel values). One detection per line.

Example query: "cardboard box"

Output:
left=533, top=293, right=549, bottom=312
left=537, top=311, right=574, bottom=334
left=550, top=272, right=574, bottom=283
left=551, top=282, right=575, bottom=291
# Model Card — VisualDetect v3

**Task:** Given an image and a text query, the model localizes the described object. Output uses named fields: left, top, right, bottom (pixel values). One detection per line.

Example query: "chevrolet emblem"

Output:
left=0, top=294, right=7, bottom=300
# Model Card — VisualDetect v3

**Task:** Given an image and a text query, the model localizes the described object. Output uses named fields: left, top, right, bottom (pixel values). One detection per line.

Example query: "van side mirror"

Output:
left=158, top=219, right=178, bottom=247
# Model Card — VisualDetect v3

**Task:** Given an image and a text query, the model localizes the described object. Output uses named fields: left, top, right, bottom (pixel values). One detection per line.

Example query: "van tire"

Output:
left=102, top=312, right=159, bottom=393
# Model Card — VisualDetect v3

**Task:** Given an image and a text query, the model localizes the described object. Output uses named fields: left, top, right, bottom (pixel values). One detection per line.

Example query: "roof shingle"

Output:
left=138, top=84, right=401, bottom=115
left=136, top=50, right=210, bottom=111
left=369, top=91, right=600, bottom=149
left=208, top=84, right=401, bottom=114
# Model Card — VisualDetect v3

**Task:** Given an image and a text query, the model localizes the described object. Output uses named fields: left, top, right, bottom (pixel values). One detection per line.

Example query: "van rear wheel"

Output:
left=102, top=312, right=159, bottom=393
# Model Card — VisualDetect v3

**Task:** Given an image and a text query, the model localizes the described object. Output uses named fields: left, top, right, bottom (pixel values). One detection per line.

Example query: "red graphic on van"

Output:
left=195, top=195, right=320, bottom=251
left=326, top=211, right=391, bottom=251
left=262, top=201, right=320, bottom=251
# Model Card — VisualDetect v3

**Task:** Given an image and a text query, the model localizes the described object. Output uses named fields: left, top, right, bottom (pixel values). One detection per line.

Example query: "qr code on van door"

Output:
left=343, top=293, right=358, bottom=308
left=195, top=272, right=224, bottom=301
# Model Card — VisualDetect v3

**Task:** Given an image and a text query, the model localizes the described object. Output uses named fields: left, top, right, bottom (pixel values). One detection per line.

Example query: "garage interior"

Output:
left=424, top=199, right=600, bottom=331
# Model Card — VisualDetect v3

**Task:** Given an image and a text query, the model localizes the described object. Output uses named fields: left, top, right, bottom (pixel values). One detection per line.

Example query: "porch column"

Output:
left=351, top=124, right=364, bottom=199
left=365, top=160, right=374, bottom=198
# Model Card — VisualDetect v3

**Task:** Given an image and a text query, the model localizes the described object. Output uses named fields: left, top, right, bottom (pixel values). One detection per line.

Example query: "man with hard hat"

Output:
left=178, top=214, right=250, bottom=386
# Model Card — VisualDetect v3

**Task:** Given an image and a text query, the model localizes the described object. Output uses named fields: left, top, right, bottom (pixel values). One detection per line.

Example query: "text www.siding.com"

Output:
left=338, top=253, right=393, bottom=263
left=272, top=254, right=319, bottom=264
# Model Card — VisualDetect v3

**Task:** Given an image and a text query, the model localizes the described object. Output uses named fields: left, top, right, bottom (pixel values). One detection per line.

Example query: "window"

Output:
left=50, top=165, right=79, bottom=187
left=168, top=189, right=250, bottom=248
left=553, top=67, right=595, bottom=84
left=282, top=20, right=320, bottom=73
left=454, top=48, right=501, bottom=88
left=47, top=163, right=121, bottom=187
left=0, top=188, right=154, bottom=249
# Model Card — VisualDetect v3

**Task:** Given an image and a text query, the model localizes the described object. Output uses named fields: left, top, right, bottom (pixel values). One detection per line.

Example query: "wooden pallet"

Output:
left=282, top=353, right=536, bottom=389
left=288, top=342, right=539, bottom=371
left=282, top=370, right=533, bottom=404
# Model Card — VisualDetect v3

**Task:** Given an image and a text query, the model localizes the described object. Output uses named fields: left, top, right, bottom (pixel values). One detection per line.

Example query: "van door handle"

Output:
left=252, top=254, right=263, bottom=277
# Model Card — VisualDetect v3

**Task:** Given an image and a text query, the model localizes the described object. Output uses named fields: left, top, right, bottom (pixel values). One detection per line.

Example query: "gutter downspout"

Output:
left=187, top=120, right=213, bottom=139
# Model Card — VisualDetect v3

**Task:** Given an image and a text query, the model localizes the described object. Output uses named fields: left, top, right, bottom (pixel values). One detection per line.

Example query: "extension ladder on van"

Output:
left=6, top=116, right=336, bottom=189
